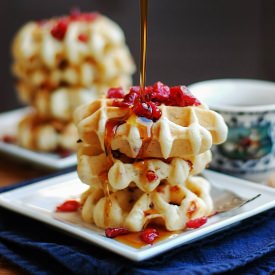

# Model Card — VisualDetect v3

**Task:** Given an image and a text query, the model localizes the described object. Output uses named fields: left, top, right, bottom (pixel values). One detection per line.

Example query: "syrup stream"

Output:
left=140, top=0, right=148, bottom=99
left=102, top=0, right=150, bottom=226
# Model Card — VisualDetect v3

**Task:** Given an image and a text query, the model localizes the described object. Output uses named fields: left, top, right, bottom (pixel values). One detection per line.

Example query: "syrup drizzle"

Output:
left=102, top=0, right=151, bottom=225
left=115, top=226, right=180, bottom=248
left=103, top=116, right=129, bottom=226
left=140, top=0, right=148, bottom=100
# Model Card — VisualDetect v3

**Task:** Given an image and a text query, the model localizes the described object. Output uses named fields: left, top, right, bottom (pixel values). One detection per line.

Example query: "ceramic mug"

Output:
left=189, top=79, right=275, bottom=182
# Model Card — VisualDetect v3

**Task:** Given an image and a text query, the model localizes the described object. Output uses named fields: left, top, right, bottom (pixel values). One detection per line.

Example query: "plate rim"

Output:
left=0, top=170, right=274, bottom=261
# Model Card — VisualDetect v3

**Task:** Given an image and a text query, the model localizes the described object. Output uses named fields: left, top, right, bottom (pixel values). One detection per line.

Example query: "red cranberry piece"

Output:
left=142, top=86, right=153, bottom=101
left=105, top=227, right=129, bottom=238
left=113, top=90, right=140, bottom=107
left=112, top=99, right=130, bottom=108
left=169, top=86, right=200, bottom=107
left=146, top=170, right=158, bottom=182
left=140, top=228, right=159, bottom=245
left=107, top=87, right=125, bottom=99
left=129, top=86, right=141, bottom=94
left=133, top=101, right=161, bottom=121
left=151, top=81, right=170, bottom=103
left=78, top=34, right=88, bottom=43
left=51, top=19, right=69, bottom=41
left=2, top=135, right=16, bottom=144
left=186, top=217, right=207, bottom=229
left=56, top=200, right=81, bottom=212
left=81, top=12, right=98, bottom=21
left=133, top=102, right=152, bottom=118
left=146, top=102, right=162, bottom=121
left=123, top=90, right=140, bottom=104
left=55, top=148, right=71, bottom=158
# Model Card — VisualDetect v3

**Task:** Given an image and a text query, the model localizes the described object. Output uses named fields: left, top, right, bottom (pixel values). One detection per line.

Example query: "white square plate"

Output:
left=0, top=170, right=274, bottom=261
left=0, top=108, right=76, bottom=169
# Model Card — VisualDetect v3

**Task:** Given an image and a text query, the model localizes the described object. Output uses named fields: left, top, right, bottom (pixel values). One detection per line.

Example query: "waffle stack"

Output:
left=74, top=84, right=228, bottom=232
left=12, top=11, right=135, bottom=152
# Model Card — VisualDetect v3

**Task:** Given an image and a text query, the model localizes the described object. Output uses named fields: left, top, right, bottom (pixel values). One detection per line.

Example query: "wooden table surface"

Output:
left=0, top=154, right=57, bottom=274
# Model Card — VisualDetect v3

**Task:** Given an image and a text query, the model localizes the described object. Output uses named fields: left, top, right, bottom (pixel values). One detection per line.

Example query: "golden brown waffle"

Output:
left=81, top=176, right=213, bottom=232
left=74, top=98, right=228, bottom=159
left=77, top=142, right=212, bottom=192
left=17, top=112, right=78, bottom=151
left=12, top=15, right=135, bottom=68
left=16, top=75, right=131, bottom=106
left=74, top=84, right=227, bottom=232
left=13, top=51, right=134, bottom=91
left=17, top=87, right=99, bottom=121
left=12, top=12, right=137, bottom=154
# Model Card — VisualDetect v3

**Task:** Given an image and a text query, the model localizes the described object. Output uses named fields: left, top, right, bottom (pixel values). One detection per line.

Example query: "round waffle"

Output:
left=17, top=112, right=78, bottom=151
left=81, top=176, right=213, bottom=232
left=74, top=98, right=228, bottom=159
left=75, top=83, right=227, bottom=233
left=12, top=14, right=135, bottom=68
left=77, top=143, right=212, bottom=192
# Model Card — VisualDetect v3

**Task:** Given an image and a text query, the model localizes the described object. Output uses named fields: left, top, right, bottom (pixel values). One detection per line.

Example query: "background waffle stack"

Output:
left=74, top=84, right=228, bottom=232
left=12, top=11, right=135, bottom=152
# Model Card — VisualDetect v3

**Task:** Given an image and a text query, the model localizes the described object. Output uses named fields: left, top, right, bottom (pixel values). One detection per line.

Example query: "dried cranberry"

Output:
left=186, top=217, right=207, bottom=229
left=133, top=101, right=161, bottom=121
left=51, top=19, right=69, bottom=41
left=169, top=86, right=200, bottom=107
left=113, top=89, right=140, bottom=107
left=133, top=102, right=152, bottom=118
left=78, top=12, right=98, bottom=21
left=142, top=86, right=154, bottom=101
left=2, top=135, right=16, bottom=144
left=124, top=90, right=140, bottom=104
left=78, top=34, right=88, bottom=43
left=146, top=170, right=158, bottom=182
left=105, top=227, right=129, bottom=238
left=55, top=148, right=71, bottom=158
left=140, top=228, right=159, bottom=244
left=107, top=87, right=125, bottom=99
left=151, top=81, right=170, bottom=103
left=112, top=99, right=130, bottom=108
left=56, top=200, right=81, bottom=212
left=129, top=86, right=141, bottom=94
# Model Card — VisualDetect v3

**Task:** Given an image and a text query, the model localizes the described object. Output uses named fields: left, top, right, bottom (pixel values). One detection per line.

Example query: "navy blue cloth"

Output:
left=0, top=173, right=274, bottom=275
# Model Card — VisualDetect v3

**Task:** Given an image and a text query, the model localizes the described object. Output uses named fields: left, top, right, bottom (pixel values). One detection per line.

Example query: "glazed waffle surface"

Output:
left=75, top=82, right=228, bottom=233
left=74, top=98, right=228, bottom=159
left=81, top=176, right=213, bottom=232
left=77, top=143, right=212, bottom=192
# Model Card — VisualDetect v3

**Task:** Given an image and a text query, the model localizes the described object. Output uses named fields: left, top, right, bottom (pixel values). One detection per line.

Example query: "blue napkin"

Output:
left=0, top=174, right=274, bottom=275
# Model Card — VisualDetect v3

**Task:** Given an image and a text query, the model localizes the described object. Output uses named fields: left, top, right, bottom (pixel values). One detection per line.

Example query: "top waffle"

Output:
left=12, top=12, right=135, bottom=69
left=74, top=96, right=228, bottom=159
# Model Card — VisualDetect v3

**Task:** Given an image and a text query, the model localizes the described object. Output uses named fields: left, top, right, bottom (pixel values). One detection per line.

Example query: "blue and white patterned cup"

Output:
left=189, top=79, right=275, bottom=182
